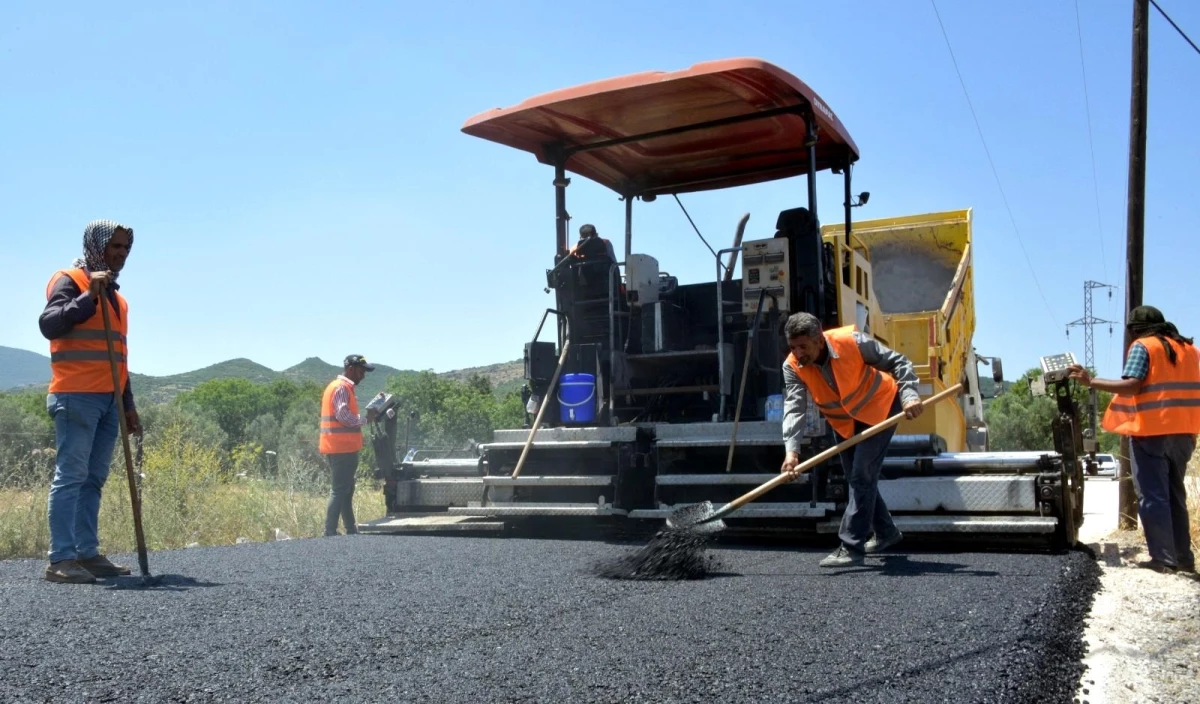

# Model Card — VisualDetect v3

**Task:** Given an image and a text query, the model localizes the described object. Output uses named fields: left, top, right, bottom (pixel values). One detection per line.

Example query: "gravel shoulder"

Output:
left=1, top=534, right=1099, bottom=704
left=1076, top=477, right=1200, bottom=704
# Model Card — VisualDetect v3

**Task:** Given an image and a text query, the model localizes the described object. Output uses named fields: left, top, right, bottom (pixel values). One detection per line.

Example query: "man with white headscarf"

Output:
left=38, top=219, right=139, bottom=584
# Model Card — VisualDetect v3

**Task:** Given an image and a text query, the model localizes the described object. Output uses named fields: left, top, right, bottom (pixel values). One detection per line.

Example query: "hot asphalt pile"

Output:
left=0, top=535, right=1099, bottom=703
left=592, top=528, right=718, bottom=580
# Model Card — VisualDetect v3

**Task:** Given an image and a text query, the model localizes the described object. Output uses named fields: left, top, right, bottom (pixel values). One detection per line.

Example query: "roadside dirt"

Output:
left=1077, top=476, right=1200, bottom=704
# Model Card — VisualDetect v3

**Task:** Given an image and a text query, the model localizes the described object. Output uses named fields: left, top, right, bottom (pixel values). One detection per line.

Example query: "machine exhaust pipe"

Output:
left=723, top=213, right=750, bottom=282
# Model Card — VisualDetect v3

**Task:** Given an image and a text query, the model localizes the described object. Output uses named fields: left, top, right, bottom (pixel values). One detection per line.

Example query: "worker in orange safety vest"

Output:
left=38, top=220, right=139, bottom=584
left=569, top=223, right=617, bottom=262
left=1069, top=305, right=1198, bottom=574
left=319, top=355, right=381, bottom=536
left=780, top=312, right=925, bottom=568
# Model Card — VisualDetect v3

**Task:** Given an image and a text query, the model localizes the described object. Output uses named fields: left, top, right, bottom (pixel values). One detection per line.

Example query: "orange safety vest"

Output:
left=319, top=378, right=364, bottom=454
left=786, top=326, right=898, bottom=440
left=1101, top=336, right=1200, bottom=437
left=46, top=268, right=129, bottom=395
left=569, top=237, right=614, bottom=259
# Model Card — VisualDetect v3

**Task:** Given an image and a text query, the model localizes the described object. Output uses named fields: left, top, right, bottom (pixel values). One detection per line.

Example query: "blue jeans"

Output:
left=1130, top=434, right=1196, bottom=568
left=46, top=392, right=120, bottom=564
left=837, top=393, right=903, bottom=552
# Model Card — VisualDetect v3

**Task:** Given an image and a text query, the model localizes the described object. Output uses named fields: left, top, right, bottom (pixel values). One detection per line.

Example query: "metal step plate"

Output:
left=481, top=440, right=615, bottom=450
left=656, top=473, right=810, bottom=486
left=392, top=478, right=486, bottom=507
left=654, top=420, right=784, bottom=448
left=816, top=515, right=1058, bottom=534
left=492, top=427, right=638, bottom=444
left=448, top=504, right=627, bottom=517
left=879, top=476, right=1038, bottom=513
left=409, top=458, right=481, bottom=469
left=482, top=475, right=614, bottom=487
left=407, top=458, right=481, bottom=473
left=629, top=502, right=836, bottom=520
left=357, top=515, right=504, bottom=533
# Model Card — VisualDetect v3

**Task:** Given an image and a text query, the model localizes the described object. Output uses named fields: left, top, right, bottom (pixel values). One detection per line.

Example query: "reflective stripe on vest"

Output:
left=319, top=380, right=363, bottom=453
left=1102, top=337, right=1200, bottom=437
left=60, top=329, right=127, bottom=343
left=46, top=268, right=129, bottom=395
left=788, top=326, right=898, bottom=440
left=319, top=415, right=361, bottom=434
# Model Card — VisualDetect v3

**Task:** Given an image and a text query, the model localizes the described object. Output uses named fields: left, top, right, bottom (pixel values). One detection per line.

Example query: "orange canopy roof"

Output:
left=461, top=58, right=859, bottom=197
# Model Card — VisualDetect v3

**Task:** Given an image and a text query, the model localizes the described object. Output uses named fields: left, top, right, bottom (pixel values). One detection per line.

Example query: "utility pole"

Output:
left=1119, top=0, right=1149, bottom=530
left=1066, top=281, right=1117, bottom=462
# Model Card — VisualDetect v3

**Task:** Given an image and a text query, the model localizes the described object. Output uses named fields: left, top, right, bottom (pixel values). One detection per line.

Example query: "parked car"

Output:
left=1093, top=453, right=1117, bottom=478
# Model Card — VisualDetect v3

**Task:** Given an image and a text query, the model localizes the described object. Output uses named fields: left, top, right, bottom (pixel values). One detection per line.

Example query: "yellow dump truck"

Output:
left=823, top=209, right=991, bottom=452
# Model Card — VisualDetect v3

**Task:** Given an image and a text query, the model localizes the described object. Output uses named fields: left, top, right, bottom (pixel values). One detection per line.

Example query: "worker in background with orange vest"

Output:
left=1069, top=305, right=1198, bottom=574
left=570, top=223, right=617, bottom=262
left=37, top=220, right=139, bottom=584
left=780, top=312, right=924, bottom=568
left=319, top=355, right=380, bottom=537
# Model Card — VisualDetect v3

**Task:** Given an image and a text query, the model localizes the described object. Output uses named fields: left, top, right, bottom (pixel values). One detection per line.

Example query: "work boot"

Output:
left=864, top=530, right=904, bottom=554
left=77, top=554, right=131, bottom=577
left=819, top=545, right=865, bottom=568
left=44, top=560, right=98, bottom=584
left=1134, top=558, right=1176, bottom=574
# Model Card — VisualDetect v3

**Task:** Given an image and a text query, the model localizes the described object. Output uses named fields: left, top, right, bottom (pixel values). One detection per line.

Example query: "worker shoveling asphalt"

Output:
left=594, top=384, right=962, bottom=581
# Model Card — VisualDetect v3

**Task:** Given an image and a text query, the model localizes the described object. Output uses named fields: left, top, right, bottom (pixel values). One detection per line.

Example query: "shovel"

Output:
left=666, top=383, right=964, bottom=534
left=97, top=284, right=158, bottom=585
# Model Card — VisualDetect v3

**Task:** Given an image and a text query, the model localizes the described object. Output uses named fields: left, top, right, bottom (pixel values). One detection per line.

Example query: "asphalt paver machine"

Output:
left=366, top=59, right=1085, bottom=550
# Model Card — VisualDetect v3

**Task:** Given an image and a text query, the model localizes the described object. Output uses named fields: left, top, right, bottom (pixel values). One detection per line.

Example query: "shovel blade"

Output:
left=665, top=501, right=727, bottom=534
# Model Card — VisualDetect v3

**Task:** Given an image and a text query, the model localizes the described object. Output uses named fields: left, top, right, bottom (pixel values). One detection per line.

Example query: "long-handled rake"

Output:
left=98, top=285, right=159, bottom=586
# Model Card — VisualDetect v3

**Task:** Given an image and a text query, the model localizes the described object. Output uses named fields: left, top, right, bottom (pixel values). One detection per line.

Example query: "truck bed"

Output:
left=823, top=209, right=977, bottom=451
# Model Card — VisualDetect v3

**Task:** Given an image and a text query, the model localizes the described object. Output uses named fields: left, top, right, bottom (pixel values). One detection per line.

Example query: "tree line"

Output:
left=984, top=366, right=1120, bottom=455
left=0, top=364, right=1118, bottom=489
left=0, top=371, right=525, bottom=488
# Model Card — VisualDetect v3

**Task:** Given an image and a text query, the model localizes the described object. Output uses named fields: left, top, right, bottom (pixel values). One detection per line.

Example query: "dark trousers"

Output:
left=837, top=394, right=903, bottom=552
left=325, top=452, right=359, bottom=536
left=1130, top=434, right=1195, bottom=568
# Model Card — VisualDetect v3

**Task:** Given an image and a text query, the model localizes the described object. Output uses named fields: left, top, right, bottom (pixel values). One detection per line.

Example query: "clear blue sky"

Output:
left=3, top=1, right=1197, bottom=380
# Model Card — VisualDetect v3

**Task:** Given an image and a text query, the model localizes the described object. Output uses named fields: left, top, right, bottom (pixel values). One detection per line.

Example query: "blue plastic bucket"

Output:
left=558, top=373, right=596, bottom=423
left=765, top=394, right=784, bottom=422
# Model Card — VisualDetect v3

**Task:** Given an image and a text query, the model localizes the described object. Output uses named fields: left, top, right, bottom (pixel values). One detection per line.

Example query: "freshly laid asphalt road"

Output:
left=0, top=535, right=1100, bottom=703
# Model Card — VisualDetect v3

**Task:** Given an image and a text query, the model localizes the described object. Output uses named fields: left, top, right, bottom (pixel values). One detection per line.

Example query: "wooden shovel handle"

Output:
left=720, top=383, right=965, bottom=516
left=511, top=338, right=571, bottom=479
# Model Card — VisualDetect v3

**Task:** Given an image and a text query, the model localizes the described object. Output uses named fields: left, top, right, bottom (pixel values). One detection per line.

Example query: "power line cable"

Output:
left=1151, top=0, right=1200, bottom=57
left=929, top=0, right=1059, bottom=326
left=672, top=194, right=721, bottom=265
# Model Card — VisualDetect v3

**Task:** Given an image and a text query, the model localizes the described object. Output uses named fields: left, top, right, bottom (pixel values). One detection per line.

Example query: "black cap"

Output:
left=579, top=223, right=597, bottom=237
left=343, top=354, right=375, bottom=371
left=1128, top=306, right=1165, bottom=326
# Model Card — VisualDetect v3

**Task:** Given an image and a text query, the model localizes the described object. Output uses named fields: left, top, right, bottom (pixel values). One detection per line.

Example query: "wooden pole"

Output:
left=1119, top=0, right=1149, bottom=531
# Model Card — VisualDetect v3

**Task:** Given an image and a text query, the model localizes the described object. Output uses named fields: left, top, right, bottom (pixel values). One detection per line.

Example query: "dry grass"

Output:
left=0, top=421, right=385, bottom=561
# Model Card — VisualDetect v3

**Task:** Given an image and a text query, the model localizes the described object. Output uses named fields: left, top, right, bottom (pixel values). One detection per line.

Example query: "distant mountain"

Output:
left=281, top=357, right=412, bottom=405
left=440, top=359, right=525, bottom=396
left=0, top=346, right=51, bottom=390
left=0, top=345, right=523, bottom=405
left=129, top=358, right=286, bottom=406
